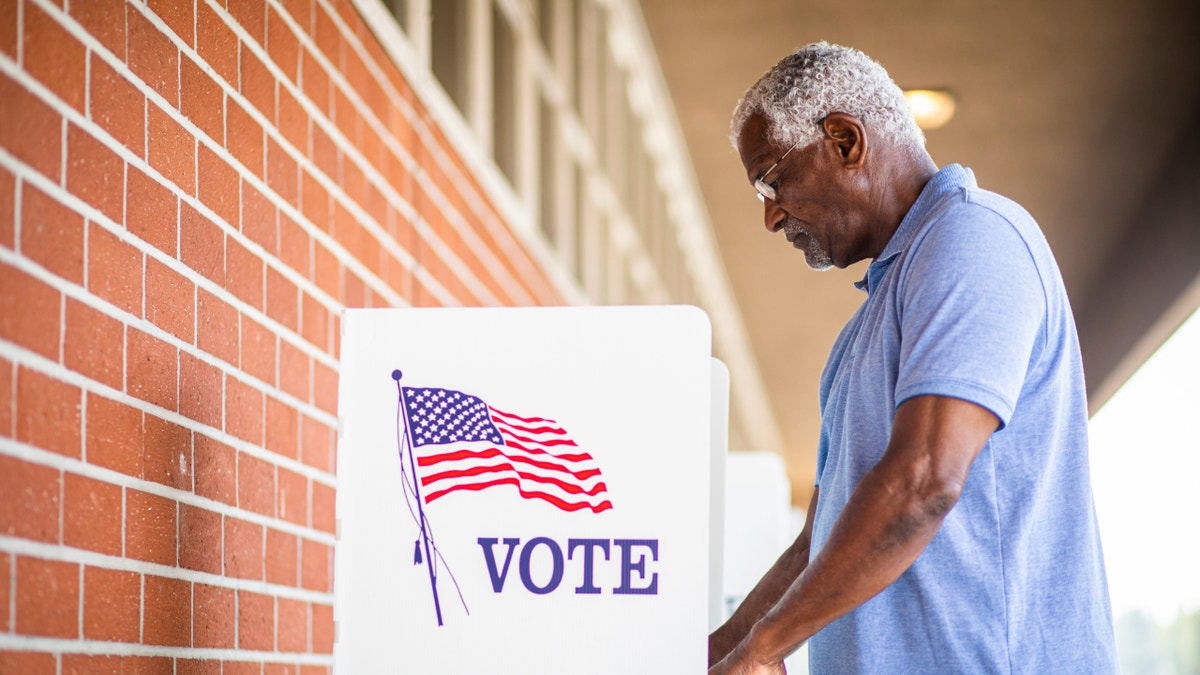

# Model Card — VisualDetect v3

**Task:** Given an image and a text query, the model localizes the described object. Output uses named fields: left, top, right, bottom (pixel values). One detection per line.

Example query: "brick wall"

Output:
left=0, top=0, right=562, bottom=671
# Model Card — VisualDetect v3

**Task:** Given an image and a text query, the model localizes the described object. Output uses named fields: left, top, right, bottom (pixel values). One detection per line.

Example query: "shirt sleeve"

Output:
left=894, top=201, right=1046, bottom=428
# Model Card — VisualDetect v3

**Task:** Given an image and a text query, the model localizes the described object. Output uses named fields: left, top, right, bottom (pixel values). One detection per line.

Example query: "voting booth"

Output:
left=334, top=306, right=723, bottom=673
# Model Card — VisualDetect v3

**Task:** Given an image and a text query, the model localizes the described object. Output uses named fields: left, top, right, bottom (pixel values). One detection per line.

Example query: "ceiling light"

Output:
left=904, top=89, right=957, bottom=130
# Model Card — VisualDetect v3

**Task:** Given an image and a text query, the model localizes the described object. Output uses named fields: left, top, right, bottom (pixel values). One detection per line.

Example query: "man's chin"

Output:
left=802, top=250, right=834, bottom=271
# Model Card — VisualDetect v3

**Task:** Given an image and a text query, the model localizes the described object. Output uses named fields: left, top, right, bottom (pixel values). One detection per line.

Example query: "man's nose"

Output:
left=764, top=200, right=786, bottom=232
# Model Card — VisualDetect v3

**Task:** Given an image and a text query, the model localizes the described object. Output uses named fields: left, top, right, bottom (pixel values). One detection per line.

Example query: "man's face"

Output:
left=736, top=113, right=854, bottom=270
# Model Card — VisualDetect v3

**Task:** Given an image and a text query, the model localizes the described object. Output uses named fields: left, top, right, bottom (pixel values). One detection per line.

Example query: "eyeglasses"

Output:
left=754, top=141, right=801, bottom=203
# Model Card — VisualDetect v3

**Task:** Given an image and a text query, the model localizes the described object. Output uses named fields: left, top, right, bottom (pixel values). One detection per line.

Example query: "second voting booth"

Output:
left=334, top=306, right=726, bottom=673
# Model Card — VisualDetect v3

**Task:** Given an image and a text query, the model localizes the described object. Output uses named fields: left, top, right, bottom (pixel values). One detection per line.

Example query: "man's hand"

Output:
left=708, top=641, right=787, bottom=675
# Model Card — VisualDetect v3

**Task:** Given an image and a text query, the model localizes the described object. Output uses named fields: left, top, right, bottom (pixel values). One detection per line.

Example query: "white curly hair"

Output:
left=731, top=42, right=925, bottom=153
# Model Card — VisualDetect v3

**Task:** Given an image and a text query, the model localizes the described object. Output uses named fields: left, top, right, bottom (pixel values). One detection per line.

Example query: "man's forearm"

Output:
left=709, top=536, right=810, bottom=666
left=736, top=396, right=998, bottom=664
left=709, top=488, right=819, bottom=667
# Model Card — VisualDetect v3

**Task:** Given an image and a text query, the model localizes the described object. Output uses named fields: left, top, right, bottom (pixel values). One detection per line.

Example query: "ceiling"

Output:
left=637, top=0, right=1200, bottom=504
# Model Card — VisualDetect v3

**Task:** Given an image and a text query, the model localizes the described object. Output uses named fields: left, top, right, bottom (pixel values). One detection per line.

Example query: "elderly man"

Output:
left=709, top=43, right=1117, bottom=674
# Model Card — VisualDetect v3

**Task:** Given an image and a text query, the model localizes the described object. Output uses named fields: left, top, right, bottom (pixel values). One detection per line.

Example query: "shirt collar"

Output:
left=855, top=164, right=977, bottom=293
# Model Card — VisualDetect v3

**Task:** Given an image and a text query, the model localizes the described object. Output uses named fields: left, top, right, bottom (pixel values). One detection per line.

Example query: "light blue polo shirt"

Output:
left=809, top=165, right=1117, bottom=674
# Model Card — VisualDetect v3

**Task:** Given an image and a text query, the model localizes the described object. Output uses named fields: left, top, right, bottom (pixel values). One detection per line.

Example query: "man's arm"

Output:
left=708, top=487, right=820, bottom=667
left=711, top=394, right=1000, bottom=674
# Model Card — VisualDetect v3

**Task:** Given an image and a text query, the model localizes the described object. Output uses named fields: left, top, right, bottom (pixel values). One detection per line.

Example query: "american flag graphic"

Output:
left=400, top=386, right=614, bottom=513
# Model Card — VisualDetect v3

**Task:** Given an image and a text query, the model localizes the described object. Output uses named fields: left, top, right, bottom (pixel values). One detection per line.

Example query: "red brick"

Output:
left=311, top=244, right=339, bottom=300
left=1, top=263, right=59, bottom=360
left=127, top=327, right=179, bottom=411
left=0, top=2, right=13, bottom=58
left=313, top=359, right=337, bottom=413
left=194, top=433, right=236, bottom=505
left=90, top=55, right=146, bottom=157
left=66, top=124, right=125, bottom=224
left=25, top=3, right=87, bottom=112
left=265, top=528, right=297, bottom=586
left=300, top=666, right=328, bottom=675
left=278, top=212, right=310, bottom=275
left=277, top=86, right=307, bottom=154
left=242, top=179, right=277, bottom=252
left=197, top=144, right=240, bottom=228
left=0, top=165, right=13, bottom=249
left=88, top=223, right=143, bottom=315
left=277, top=467, right=307, bottom=526
left=300, top=171, right=329, bottom=230
left=83, top=566, right=140, bottom=642
left=300, top=292, right=329, bottom=352
left=179, top=504, right=222, bottom=574
left=228, top=0, right=265, bottom=45
left=69, top=0, right=126, bottom=58
left=267, top=269, right=299, bottom=331
left=197, top=2, right=238, bottom=86
left=309, top=122, right=337, bottom=182
left=142, top=413, right=191, bottom=490
left=312, top=602, right=333, bottom=653
left=0, top=455, right=60, bottom=543
left=300, top=49, right=330, bottom=116
left=63, top=299, right=123, bottom=390
left=21, top=182, right=85, bottom=284
left=240, top=316, right=276, bottom=385
left=283, top=0, right=312, bottom=36
left=226, top=376, right=264, bottom=446
left=237, top=451, right=274, bottom=516
left=86, top=395, right=143, bottom=477
left=178, top=659, right=224, bottom=675
left=145, top=258, right=195, bottom=343
left=196, top=289, right=238, bottom=365
left=278, top=340, right=309, bottom=403
left=127, top=166, right=179, bottom=257
left=237, top=589, right=275, bottom=650
left=332, top=89, right=360, bottom=147
left=0, top=71, right=63, bottom=183
left=148, top=0, right=195, bottom=48
left=193, top=583, right=235, bottom=648
left=0, top=552, right=8, bottom=631
left=17, top=367, right=82, bottom=459
left=300, top=414, right=331, bottom=473
left=300, top=538, right=330, bottom=592
left=224, top=516, right=263, bottom=580
left=267, top=139, right=299, bottom=207
left=0, top=652, right=56, bottom=674
left=226, top=238, right=264, bottom=310
left=181, top=57, right=224, bottom=144
left=63, top=655, right=173, bottom=675
left=179, top=351, right=222, bottom=429
left=180, top=203, right=223, bottom=284
left=312, top=480, right=334, bottom=534
left=63, top=473, right=122, bottom=555
left=224, top=662, right=263, bottom=675
left=17, top=557, right=79, bottom=638
left=126, top=489, right=178, bottom=566
left=241, top=46, right=275, bottom=119
left=128, top=5, right=180, bottom=106
left=227, top=101, right=264, bottom=178
left=143, top=575, right=191, bottom=646
left=265, top=663, right=301, bottom=675
left=313, top=5, right=339, bottom=67
left=265, top=395, right=298, bottom=460
left=278, top=596, right=307, bottom=652
left=0, top=357, right=10, bottom=439
left=148, top=104, right=197, bottom=195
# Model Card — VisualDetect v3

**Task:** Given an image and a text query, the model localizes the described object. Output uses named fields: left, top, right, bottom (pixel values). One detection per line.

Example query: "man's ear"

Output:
left=821, top=113, right=867, bottom=167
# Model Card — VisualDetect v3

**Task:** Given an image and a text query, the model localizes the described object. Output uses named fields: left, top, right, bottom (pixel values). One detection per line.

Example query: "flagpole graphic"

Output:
left=393, top=369, right=445, bottom=626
